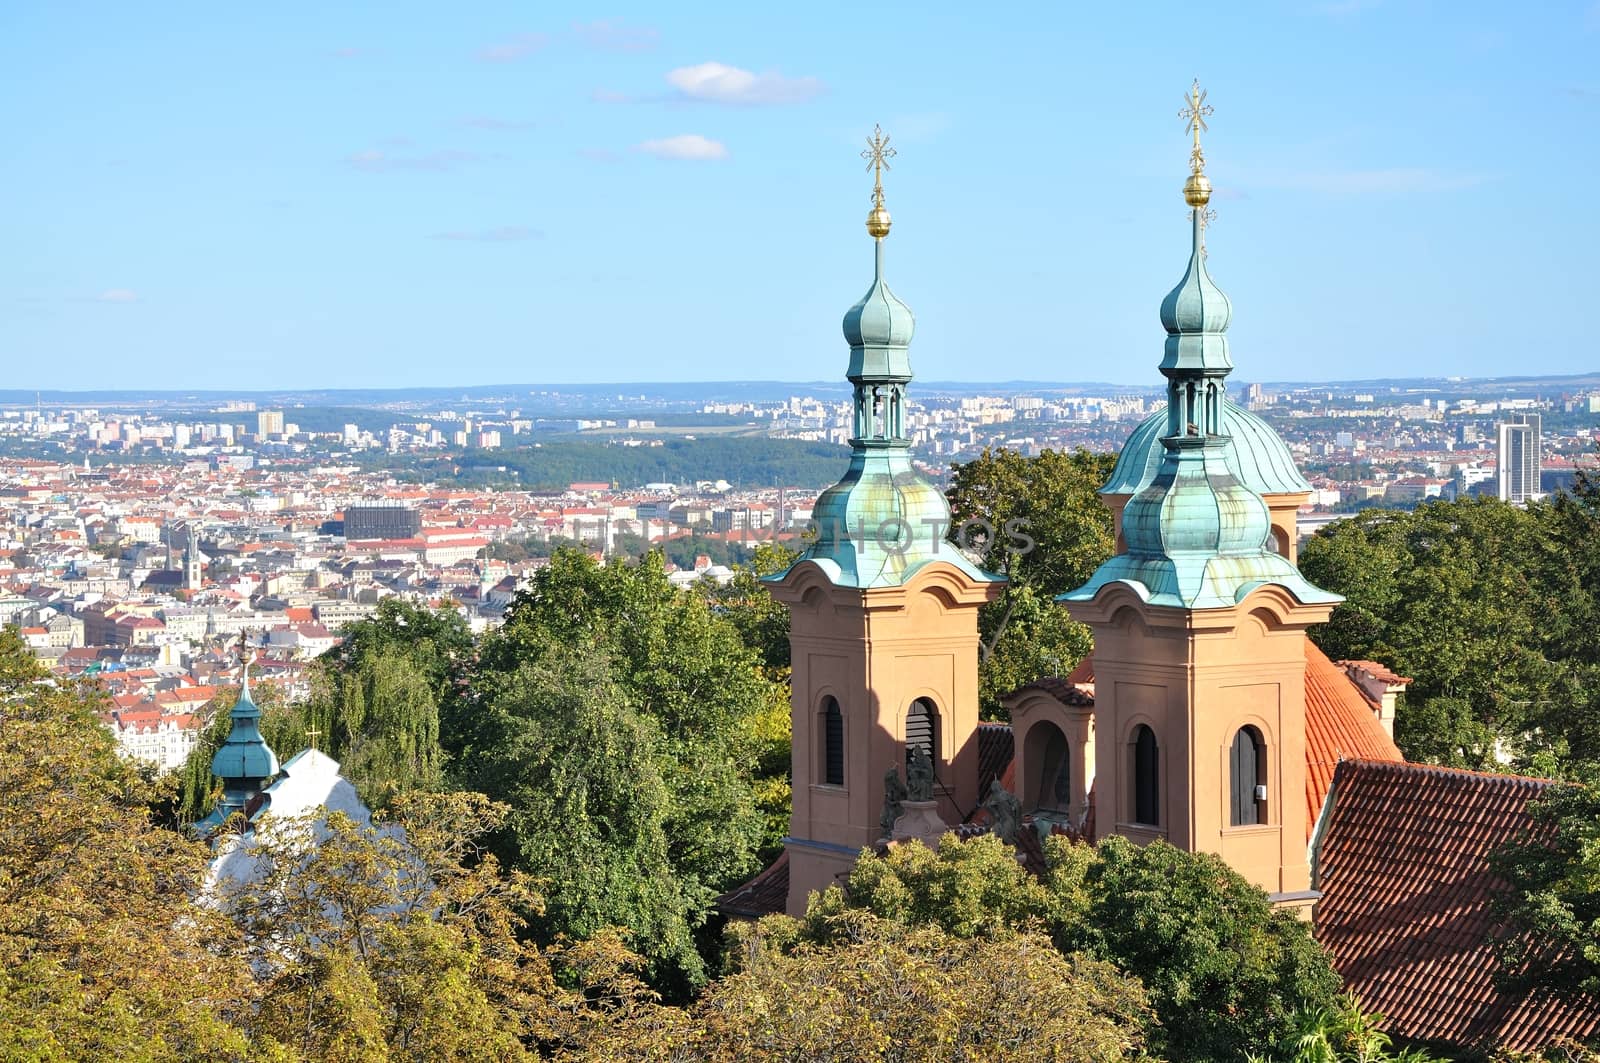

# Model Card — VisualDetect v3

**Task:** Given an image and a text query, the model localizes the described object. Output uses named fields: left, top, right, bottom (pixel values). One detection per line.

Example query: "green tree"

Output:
left=1300, top=498, right=1581, bottom=771
left=1489, top=772, right=1600, bottom=1004
left=946, top=447, right=1117, bottom=716
left=302, top=600, right=472, bottom=804
left=460, top=549, right=776, bottom=969
left=1247, top=994, right=1441, bottom=1063
left=702, top=540, right=796, bottom=673
left=794, top=832, right=1342, bottom=1063
left=452, top=645, right=707, bottom=989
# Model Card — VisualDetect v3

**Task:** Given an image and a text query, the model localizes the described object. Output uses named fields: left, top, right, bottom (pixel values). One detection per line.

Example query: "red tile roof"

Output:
left=715, top=850, right=790, bottom=918
left=1305, top=641, right=1404, bottom=833
left=1314, top=759, right=1600, bottom=1052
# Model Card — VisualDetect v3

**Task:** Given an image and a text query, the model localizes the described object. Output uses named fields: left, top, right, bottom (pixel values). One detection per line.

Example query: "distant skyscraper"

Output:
left=1496, top=413, right=1541, bottom=503
left=256, top=410, right=285, bottom=437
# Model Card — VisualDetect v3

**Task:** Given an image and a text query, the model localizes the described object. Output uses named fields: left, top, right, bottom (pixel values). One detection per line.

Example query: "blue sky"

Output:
left=3, top=1, right=1597, bottom=390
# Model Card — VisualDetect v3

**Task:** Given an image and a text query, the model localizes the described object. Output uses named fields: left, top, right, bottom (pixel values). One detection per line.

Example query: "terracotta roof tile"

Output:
left=1304, top=640, right=1404, bottom=836
left=1314, top=759, right=1599, bottom=1052
left=714, top=851, right=789, bottom=918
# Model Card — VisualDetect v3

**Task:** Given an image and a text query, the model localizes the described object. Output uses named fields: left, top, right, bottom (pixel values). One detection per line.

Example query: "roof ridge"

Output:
left=1336, top=756, right=1559, bottom=788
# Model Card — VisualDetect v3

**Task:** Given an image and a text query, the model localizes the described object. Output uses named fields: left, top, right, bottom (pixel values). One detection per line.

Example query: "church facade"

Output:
left=721, top=96, right=1599, bottom=1053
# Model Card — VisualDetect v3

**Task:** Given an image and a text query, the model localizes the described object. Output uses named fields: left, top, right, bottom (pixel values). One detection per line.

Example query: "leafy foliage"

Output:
left=1299, top=487, right=1600, bottom=774
left=0, top=628, right=259, bottom=1060
left=795, top=832, right=1342, bottom=1062
left=1490, top=772, right=1600, bottom=1004
left=946, top=447, right=1117, bottom=716
left=215, top=791, right=558, bottom=1060
left=452, top=550, right=779, bottom=990
left=300, top=599, right=473, bottom=806
left=1247, top=994, right=1441, bottom=1063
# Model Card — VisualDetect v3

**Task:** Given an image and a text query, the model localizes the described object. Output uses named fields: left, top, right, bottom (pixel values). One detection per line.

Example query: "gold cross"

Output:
left=1179, top=79, right=1214, bottom=174
left=861, top=124, right=896, bottom=207
left=305, top=727, right=322, bottom=751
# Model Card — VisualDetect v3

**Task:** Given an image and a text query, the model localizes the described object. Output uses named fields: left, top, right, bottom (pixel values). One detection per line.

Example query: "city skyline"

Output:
left=5, top=2, right=1600, bottom=390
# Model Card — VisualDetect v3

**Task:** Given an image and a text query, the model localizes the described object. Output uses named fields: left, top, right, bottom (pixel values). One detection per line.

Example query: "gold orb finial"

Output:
left=1178, top=79, right=1215, bottom=206
left=861, top=124, right=896, bottom=239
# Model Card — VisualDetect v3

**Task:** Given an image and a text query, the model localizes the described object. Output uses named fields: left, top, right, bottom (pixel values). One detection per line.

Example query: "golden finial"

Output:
left=304, top=727, right=322, bottom=752
left=861, top=124, right=896, bottom=239
left=1179, top=79, right=1214, bottom=207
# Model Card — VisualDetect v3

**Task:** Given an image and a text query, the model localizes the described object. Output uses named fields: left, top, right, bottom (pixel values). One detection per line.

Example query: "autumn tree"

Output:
left=698, top=914, right=1153, bottom=1062
left=215, top=790, right=559, bottom=1061
left=0, top=627, right=260, bottom=1060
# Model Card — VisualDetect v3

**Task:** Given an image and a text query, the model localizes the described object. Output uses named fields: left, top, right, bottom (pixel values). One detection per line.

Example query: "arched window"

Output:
left=1024, top=721, right=1071, bottom=813
left=821, top=697, right=844, bottom=786
left=1230, top=726, right=1265, bottom=826
left=1131, top=725, right=1159, bottom=826
left=906, top=698, right=940, bottom=776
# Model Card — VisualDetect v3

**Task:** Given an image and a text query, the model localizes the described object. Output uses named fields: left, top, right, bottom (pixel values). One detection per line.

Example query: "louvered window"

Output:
left=822, top=697, right=844, bottom=786
left=905, top=698, right=939, bottom=775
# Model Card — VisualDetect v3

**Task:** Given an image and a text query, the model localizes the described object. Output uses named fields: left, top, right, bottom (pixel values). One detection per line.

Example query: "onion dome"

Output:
left=842, top=241, right=915, bottom=379
left=768, top=125, right=1000, bottom=592
left=1103, top=399, right=1311, bottom=498
left=210, top=662, right=279, bottom=795
left=1060, top=81, right=1339, bottom=612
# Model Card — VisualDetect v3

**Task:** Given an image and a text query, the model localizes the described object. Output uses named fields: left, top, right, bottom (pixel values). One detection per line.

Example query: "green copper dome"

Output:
left=842, top=240, right=915, bottom=381
left=1061, top=105, right=1338, bottom=614
left=210, top=670, right=280, bottom=785
left=771, top=199, right=999, bottom=592
left=803, top=449, right=994, bottom=589
left=1065, top=438, right=1337, bottom=610
left=1159, top=210, right=1232, bottom=373
left=1103, top=399, right=1311, bottom=497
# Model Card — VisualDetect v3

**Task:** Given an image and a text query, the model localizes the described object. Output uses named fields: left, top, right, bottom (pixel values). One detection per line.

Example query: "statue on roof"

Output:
left=880, top=767, right=907, bottom=836
left=981, top=780, right=1022, bottom=845
left=906, top=745, right=935, bottom=802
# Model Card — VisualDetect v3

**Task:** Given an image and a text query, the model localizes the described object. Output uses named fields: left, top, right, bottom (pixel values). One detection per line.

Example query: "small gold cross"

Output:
left=1179, top=79, right=1214, bottom=174
left=305, top=727, right=322, bottom=751
left=861, top=124, right=896, bottom=206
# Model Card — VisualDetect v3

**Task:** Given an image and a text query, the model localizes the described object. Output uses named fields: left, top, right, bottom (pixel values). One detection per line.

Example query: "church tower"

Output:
left=765, top=128, right=1004, bottom=915
left=184, top=524, right=203, bottom=591
left=1059, top=85, right=1341, bottom=910
left=195, top=652, right=280, bottom=836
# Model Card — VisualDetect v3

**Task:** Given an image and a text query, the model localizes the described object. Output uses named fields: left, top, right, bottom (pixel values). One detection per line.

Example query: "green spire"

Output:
left=1061, top=83, right=1338, bottom=612
left=772, top=127, right=997, bottom=591
left=207, top=653, right=280, bottom=822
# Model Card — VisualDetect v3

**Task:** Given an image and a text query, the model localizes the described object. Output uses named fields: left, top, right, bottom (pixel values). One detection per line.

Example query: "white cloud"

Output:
left=430, top=226, right=541, bottom=242
left=665, top=62, right=823, bottom=105
left=476, top=32, right=548, bottom=63
left=96, top=288, right=137, bottom=303
left=635, top=134, right=729, bottom=161
left=574, top=19, right=658, bottom=52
